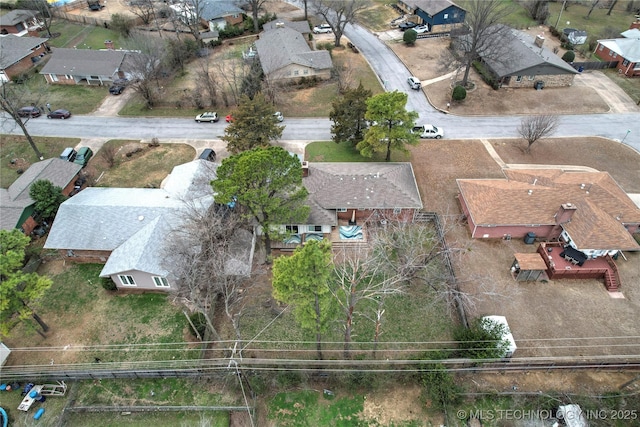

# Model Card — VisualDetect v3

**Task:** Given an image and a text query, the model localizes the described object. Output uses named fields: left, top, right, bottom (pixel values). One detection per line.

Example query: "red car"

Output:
left=225, top=114, right=234, bottom=123
left=17, top=106, right=41, bottom=118
left=47, top=109, right=71, bottom=119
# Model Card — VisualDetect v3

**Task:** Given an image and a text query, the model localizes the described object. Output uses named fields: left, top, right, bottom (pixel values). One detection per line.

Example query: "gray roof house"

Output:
left=0, top=35, right=49, bottom=82
left=39, top=48, right=127, bottom=85
left=482, top=25, right=579, bottom=89
left=255, top=27, right=332, bottom=81
left=44, top=160, right=254, bottom=291
left=272, top=162, right=423, bottom=250
left=0, top=9, right=42, bottom=36
left=0, top=158, right=81, bottom=232
left=199, top=0, right=244, bottom=30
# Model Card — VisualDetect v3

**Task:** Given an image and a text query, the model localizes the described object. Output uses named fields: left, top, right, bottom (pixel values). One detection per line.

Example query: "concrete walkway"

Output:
left=573, top=71, right=639, bottom=113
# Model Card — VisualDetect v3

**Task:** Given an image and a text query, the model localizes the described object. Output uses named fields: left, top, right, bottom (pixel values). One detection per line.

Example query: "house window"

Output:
left=118, top=275, right=136, bottom=286
left=598, top=45, right=604, bottom=51
left=51, top=74, right=58, bottom=82
left=337, top=208, right=347, bottom=212
left=612, top=53, right=617, bottom=59
left=443, top=13, right=448, bottom=19
left=286, top=225, right=299, bottom=233
left=153, top=277, right=170, bottom=288
left=303, top=69, right=309, bottom=75
left=65, top=75, right=72, bottom=79
left=308, top=225, right=322, bottom=232
left=294, top=70, right=299, bottom=76
left=623, top=59, right=630, bottom=66
left=528, top=75, right=535, bottom=80
left=393, top=208, right=402, bottom=214
left=515, top=76, right=523, bottom=82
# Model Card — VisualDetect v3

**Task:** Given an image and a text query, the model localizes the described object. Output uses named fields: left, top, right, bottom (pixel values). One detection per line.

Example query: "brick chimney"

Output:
left=631, top=19, right=640, bottom=30
left=301, top=161, right=309, bottom=177
left=534, top=34, right=545, bottom=48
left=555, top=203, right=577, bottom=224
left=104, top=39, right=114, bottom=50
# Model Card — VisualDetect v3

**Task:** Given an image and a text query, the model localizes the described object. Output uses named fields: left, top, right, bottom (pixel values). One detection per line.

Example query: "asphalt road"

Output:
left=1, top=16, right=639, bottom=154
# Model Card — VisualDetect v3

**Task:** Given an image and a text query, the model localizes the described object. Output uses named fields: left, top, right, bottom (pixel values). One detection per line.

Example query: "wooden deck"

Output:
left=537, top=242, right=620, bottom=292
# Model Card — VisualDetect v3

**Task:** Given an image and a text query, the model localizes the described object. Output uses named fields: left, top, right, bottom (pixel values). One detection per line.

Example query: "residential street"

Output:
left=1, top=14, right=638, bottom=154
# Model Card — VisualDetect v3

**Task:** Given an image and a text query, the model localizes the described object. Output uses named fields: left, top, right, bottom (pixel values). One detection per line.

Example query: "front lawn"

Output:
left=305, top=140, right=411, bottom=162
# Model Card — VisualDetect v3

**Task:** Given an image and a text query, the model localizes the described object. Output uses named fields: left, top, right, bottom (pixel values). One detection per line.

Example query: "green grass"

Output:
left=604, top=69, right=640, bottom=104
left=46, top=20, right=89, bottom=48
left=268, top=390, right=367, bottom=426
left=357, top=0, right=401, bottom=32
left=547, top=2, right=635, bottom=35
left=0, top=135, right=82, bottom=188
left=305, top=140, right=410, bottom=162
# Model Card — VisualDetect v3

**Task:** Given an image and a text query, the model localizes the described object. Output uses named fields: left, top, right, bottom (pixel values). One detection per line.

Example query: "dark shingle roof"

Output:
left=199, top=0, right=243, bottom=21
left=405, top=0, right=464, bottom=15
left=255, top=27, right=332, bottom=75
left=484, top=26, right=578, bottom=77
left=39, top=48, right=126, bottom=77
left=262, top=19, right=310, bottom=34
left=0, top=9, right=37, bottom=26
left=0, top=35, right=48, bottom=69
left=304, top=163, right=423, bottom=210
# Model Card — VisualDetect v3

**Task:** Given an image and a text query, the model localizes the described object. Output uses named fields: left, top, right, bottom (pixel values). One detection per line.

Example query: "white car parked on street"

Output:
left=412, top=124, right=444, bottom=139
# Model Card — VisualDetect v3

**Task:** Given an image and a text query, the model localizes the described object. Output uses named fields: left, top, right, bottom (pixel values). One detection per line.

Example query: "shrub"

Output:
left=100, top=277, right=117, bottom=291
left=218, top=24, right=244, bottom=39
left=110, top=14, right=134, bottom=38
left=188, top=312, right=207, bottom=338
left=403, top=28, right=417, bottom=45
left=452, top=85, right=466, bottom=101
left=422, top=364, right=463, bottom=410
left=473, top=61, right=500, bottom=90
left=561, top=50, right=575, bottom=62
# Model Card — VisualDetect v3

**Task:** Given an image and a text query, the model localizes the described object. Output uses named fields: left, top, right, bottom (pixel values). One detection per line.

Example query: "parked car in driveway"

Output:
left=195, top=112, right=219, bottom=123
left=412, top=124, right=444, bottom=139
left=17, top=106, right=41, bottom=118
left=47, top=109, right=71, bottom=119
left=414, top=24, right=429, bottom=34
left=74, top=147, right=93, bottom=167
left=59, top=147, right=77, bottom=162
left=274, top=111, right=284, bottom=122
left=313, top=24, right=332, bottom=34
left=399, top=21, right=417, bottom=31
left=198, top=148, right=217, bottom=162
left=109, top=85, right=125, bottom=95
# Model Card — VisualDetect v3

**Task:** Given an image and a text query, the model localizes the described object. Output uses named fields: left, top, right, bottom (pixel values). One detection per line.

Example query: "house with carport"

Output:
left=0, top=158, right=81, bottom=235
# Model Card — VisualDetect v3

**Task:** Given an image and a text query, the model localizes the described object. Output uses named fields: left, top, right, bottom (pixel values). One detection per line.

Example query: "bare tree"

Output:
left=0, top=80, right=45, bottom=160
left=607, top=0, right=619, bottom=15
left=242, top=0, right=269, bottom=33
left=175, top=0, right=208, bottom=47
left=517, top=114, right=559, bottom=153
left=449, top=0, right=514, bottom=87
left=129, top=0, right=157, bottom=25
left=165, top=191, right=254, bottom=343
left=194, top=56, right=222, bottom=108
left=123, top=33, right=168, bottom=108
left=312, top=0, right=368, bottom=47
left=586, top=0, right=600, bottom=19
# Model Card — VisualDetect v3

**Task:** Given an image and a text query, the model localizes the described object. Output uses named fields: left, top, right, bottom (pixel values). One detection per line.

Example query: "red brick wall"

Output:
left=594, top=43, right=639, bottom=77
left=0, top=24, right=23, bottom=34
left=336, top=208, right=415, bottom=223
left=44, top=74, right=76, bottom=85
left=4, top=44, right=46, bottom=79
left=225, top=14, right=243, bottom=26
left=56, top=249, right=112, bottom=263
left=22, top=216, right=38, bottom=235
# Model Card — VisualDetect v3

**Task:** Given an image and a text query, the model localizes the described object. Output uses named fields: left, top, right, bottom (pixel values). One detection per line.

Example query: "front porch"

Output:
left=537, top=242, right=621, bottom=292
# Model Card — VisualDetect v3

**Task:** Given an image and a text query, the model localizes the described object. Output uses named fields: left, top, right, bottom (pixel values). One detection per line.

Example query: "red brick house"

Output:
left=0, top=35, right=49, bottom=83
left=272, top=162, right=424, bottom=250
left=457, top=169, right=640, bottom=259
left=0, top=9, right=43, bottom=36
left=39, top=48, right=128, bottom=85
left=595, top=27, right=640, bottom=77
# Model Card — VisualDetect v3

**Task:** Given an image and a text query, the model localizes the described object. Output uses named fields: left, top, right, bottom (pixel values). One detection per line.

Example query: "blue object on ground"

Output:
left=29, top=390, right=39, bottom=398
left=34, top=408, right=45, bottom=420
left=0, top=384, right=6, bottom=391
left=0, top=407, right=8, bottom=427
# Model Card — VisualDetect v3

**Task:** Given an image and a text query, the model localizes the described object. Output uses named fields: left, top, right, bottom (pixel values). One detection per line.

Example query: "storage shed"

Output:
left=511, top=253, right=548, bottom=281
left=0, top=342, right=10, bottom=366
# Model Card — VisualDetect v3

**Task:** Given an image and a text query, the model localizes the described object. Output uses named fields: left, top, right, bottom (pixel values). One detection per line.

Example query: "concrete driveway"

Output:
left=573, top=70, right=639, bottom=113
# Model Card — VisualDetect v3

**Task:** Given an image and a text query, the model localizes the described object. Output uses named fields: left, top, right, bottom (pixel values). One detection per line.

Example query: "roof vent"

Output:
left=138, top=215, right=144, bottom=221
left=276, top=21, right=284, bottom=28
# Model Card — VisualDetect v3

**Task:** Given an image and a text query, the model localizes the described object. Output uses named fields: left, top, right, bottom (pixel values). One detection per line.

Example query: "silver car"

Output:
left=195, top=112, right=219, bottom=123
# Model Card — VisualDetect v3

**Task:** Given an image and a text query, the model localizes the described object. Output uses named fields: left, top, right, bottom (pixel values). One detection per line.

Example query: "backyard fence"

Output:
left=571, top=61, right=618, bottom=71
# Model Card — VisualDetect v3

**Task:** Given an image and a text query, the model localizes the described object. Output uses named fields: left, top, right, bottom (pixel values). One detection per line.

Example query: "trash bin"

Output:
left=534, top=81, right=544, bottom=90
left=578, top=65, right=584, bottom=73
left=524, top=232, right=536, bottom=244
